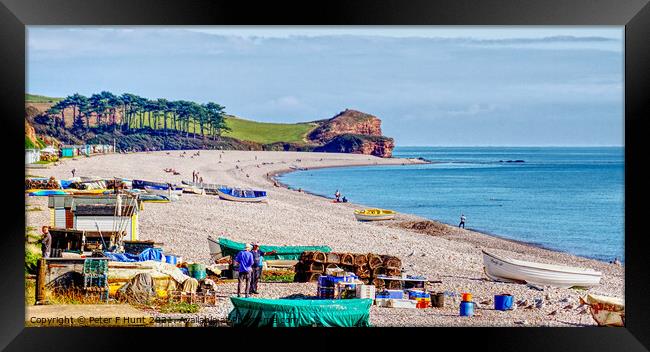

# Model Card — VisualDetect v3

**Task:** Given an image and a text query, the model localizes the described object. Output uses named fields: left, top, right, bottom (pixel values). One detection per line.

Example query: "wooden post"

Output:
left=35, top=258, right=46, bottom=305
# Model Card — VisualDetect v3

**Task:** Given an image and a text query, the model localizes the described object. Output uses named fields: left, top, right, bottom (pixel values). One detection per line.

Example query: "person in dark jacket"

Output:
left=249, top=243, right=277, bottom=294
left=41, top=226, right=52, bottom=258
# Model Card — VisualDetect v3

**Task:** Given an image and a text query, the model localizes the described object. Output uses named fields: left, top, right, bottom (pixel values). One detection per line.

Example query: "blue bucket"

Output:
left=460, top=301, right=475, bottom=317
left=494, top=294, right=514, bottom=311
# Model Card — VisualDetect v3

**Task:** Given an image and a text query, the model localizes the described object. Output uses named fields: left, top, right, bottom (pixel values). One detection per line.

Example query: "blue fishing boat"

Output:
left=132, top=179, right=171, bottom=190
left=217, top=187, right=267, bottom=202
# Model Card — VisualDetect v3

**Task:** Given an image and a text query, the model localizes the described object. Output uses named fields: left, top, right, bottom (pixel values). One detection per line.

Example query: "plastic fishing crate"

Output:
left=355, top=284, right=376, bottom=299
left=83, top=259, right=108, bottom=275
left=388, top=299, right=418, bottom=309
left=377, top=289, right=404, bottom=299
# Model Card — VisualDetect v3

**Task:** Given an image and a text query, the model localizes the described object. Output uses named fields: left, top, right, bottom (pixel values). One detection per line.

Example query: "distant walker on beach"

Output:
left=459, top=214, right=466, bottom=229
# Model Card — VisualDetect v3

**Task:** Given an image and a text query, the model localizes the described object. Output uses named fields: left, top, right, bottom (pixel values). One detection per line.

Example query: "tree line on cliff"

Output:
left=43, top=91, right=230, bottom=140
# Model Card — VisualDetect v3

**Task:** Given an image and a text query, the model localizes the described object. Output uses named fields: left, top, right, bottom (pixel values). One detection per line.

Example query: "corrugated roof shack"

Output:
left=48, top=194, right=141, bottom=241
left=74, top=204, right=139, bottom=242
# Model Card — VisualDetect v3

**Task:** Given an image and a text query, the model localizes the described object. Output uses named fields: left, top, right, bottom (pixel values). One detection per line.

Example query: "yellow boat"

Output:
left=354, top=209, right=396, bottom=221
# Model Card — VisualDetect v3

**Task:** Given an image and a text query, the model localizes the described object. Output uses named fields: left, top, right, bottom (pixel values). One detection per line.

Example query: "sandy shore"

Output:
left=25, top=150, right=624, bottom=327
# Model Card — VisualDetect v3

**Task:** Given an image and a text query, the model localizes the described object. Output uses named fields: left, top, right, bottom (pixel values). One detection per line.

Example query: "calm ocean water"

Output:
left=279, top=147, right=624, bottom=262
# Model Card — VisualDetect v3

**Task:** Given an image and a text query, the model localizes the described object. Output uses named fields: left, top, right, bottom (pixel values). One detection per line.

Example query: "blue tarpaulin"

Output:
left=104, top=248, right=164, bottom=262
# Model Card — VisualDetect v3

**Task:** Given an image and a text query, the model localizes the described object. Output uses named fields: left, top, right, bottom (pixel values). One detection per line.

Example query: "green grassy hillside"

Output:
left=26, top=94, right=319, bottom=145
left=25, top=94, right=63, bottom=103
left=222, top=116, right=317, bottom=144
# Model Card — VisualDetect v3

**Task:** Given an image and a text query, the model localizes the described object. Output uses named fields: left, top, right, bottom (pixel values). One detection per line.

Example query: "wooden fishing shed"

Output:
left=48, top=194, right=141, bottom=241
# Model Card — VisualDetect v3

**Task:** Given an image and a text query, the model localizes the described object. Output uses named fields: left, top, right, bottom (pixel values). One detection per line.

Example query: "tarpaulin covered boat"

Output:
left=207, top=236, right=331, bottom=262
left=228, top=297, right=373, bottom=327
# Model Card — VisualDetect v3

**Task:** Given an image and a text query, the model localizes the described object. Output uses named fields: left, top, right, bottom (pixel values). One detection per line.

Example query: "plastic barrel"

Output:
left=188, top=263, right=206, bottom=280
left=460, top=301, right=475, bottom=317
left=431, top=292, right=445, bottom=308
left=494, top=294, right=514, bottom=311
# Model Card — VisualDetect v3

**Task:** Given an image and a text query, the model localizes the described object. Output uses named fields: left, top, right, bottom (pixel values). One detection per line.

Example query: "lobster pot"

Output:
left=384, top=257, right=402, bottom=269
left=308, top=262, right=324, bottom=273
left=340, top=253, right=354, bottom=266
left=326, top=252, right=341, bottom=264
left=355, top=265, right=371, bottom=279
left=368, top=254, right=383, bottom=269
left=354, top=254, right=368, bottom=266
left=311, top=251, right=327, bottom=263
left=372, top=278, right=385, bottom=289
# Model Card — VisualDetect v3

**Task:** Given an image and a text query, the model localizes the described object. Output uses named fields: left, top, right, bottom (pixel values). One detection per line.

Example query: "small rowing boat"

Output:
left=482, top=250, right=602, bottom=289
left=182, top=180, right=225, bottom=195
left=64, top=189, right=110, bottom=195
left=132, top=179, right=170, bottom=190
left=144, top=185, right=183, bottom=197
left=27, top=189, right=68, bottom=196
left=217, top=187, right=267, bottom=202
left=353, top=209, right=396, bottom=221
left=138, top=194, right=171, bottom=203
left=580, top=293, right=624, bottom=327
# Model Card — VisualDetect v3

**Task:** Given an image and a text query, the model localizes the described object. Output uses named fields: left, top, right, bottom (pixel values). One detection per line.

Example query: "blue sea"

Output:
left=279, top=147, right=624, bottom=262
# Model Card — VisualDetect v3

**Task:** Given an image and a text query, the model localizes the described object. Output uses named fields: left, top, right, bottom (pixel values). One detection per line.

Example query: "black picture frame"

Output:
left=1, top=0, right=648, bottom=350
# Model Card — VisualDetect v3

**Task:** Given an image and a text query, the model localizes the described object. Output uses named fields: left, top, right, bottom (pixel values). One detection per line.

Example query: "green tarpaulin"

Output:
left=218, top=237, right=331, bottom=261
left=228, top=297, right=373, bottom=327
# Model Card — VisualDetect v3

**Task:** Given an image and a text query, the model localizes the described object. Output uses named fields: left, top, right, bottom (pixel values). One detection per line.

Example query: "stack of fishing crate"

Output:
left=82, top=258, right=109, bottom=302
left=294, top=251, right=402, bottom=287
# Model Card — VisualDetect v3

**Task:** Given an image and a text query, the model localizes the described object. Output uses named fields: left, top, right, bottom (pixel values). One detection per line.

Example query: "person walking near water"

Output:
left=335, top=189, right=341, bottom=202
left=459, top=214, right=466, bottom=229
left=40, top=226, right=52, bottom=258
left=234, top=244, right=254, bottom=297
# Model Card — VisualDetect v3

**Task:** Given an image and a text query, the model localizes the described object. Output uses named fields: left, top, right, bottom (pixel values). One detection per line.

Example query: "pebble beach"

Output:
left=25, top=150, right=624, bottom=327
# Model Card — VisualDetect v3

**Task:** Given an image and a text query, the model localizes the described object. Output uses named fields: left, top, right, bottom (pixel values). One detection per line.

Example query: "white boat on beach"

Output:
left=217, top=187, right=267, bottom=203
left=482, top=250, right=602, bottom=289
left=144, top=185, right=182, bottom=198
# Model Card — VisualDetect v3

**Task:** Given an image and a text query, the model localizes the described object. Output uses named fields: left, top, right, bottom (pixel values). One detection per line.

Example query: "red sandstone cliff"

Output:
left=308, top=109, right=394, bottom=158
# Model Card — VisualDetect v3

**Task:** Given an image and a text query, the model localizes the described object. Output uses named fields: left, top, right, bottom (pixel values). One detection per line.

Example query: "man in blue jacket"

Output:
left=234, top=244, right=254, bottom=297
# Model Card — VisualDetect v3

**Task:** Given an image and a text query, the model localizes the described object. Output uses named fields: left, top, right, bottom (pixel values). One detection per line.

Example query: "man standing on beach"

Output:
left=40, top=226, right=52, bottom=258
left=234, top=244, right=254, bottom=297
left=249, top=243, right=277, bottom=294
left=335, top=190, right=341, bottom=202
left=71, top=168, right=76, bottom=177
left=459, top=214, right=466, bottom=229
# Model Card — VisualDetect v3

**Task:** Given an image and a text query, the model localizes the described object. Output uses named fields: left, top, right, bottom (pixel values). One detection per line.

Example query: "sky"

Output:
left=26, top=26, right=624, bottom=146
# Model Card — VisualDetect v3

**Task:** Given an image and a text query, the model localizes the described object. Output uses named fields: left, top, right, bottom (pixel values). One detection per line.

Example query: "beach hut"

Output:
left=25, top=149, right=41, bottom=164
left=48, top=194, right=141, bottom=241
left=61, top=145, right=78, bottom=158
